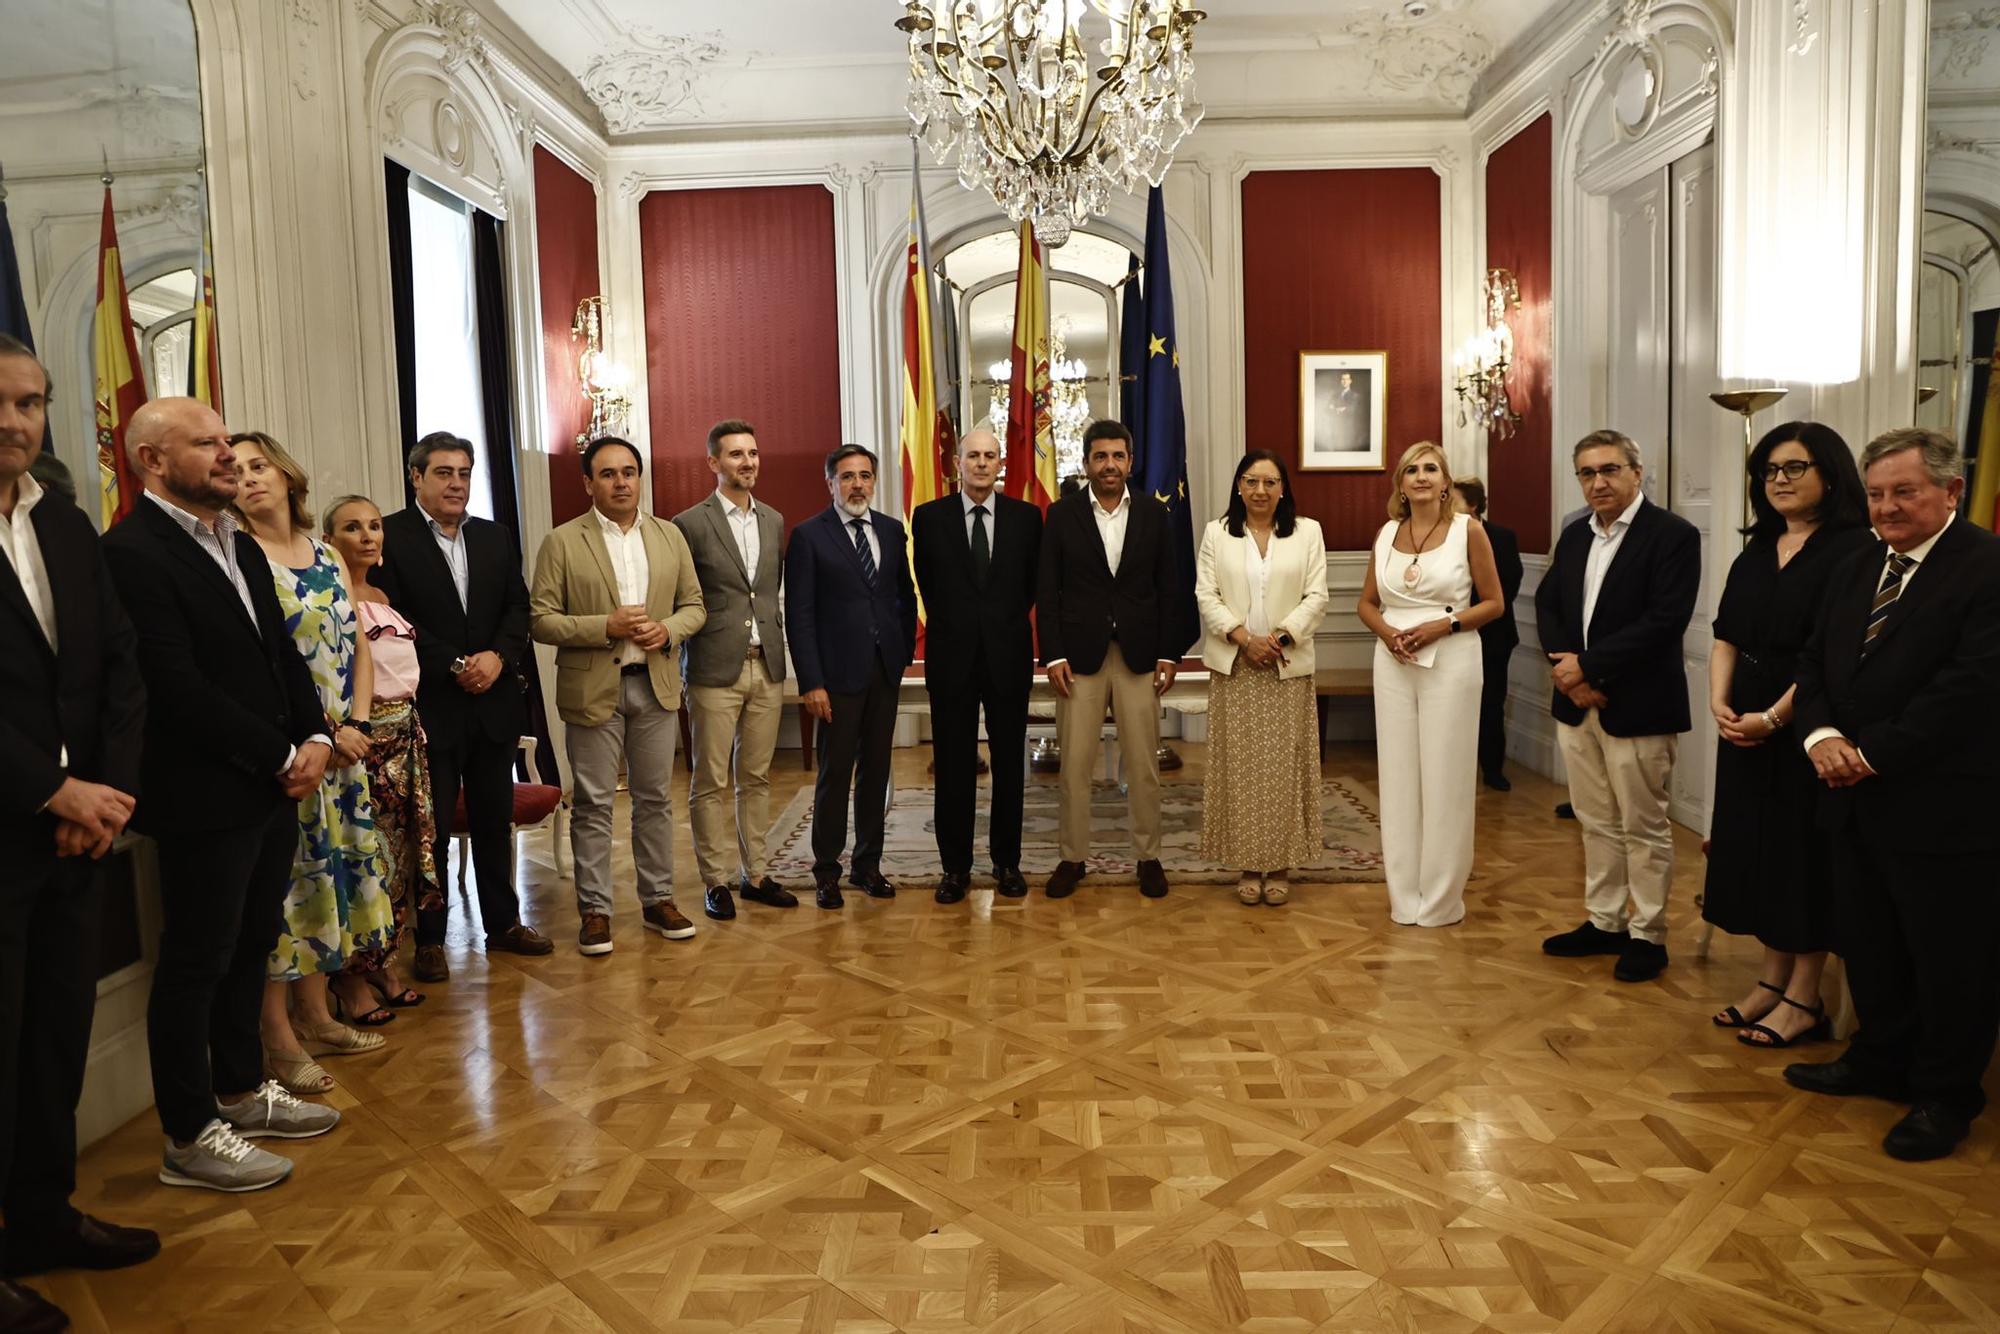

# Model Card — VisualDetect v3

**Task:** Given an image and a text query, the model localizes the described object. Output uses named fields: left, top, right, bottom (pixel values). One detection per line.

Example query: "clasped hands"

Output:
left=1229, top=625, right=1287, bottom=670
left=453, top=650, right=506, bottom=695
left=1712, top=703, right=1778, bottom=749
left=1380, top=620, right=1445, bottom=666
left=46, top=776, right=136, bottom=860
left=1808, top=735, right=1875, bottom=788
left=607, top=604, right=670, bottom=653
left=1546, top=651, right=1609, bottom=710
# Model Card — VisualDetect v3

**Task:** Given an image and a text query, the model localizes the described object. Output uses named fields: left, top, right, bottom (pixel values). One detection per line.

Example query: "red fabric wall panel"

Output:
left=532, top=146, right=599, bottom=527
left=1483, top=115, right=1554, bottom=553
left=1241, top=168, right=1443, bottom=550
left=639, top=184, right=842, bottom=535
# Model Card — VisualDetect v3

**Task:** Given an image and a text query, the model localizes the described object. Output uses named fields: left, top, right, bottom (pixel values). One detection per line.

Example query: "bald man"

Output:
left=911, top=429, right=1043, bottom=902
left=101, top=398, right=341, bottom=1196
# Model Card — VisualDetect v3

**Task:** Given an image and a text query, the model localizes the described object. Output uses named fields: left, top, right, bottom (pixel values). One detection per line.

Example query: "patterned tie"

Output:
left=1861, top=552, right=1915, bottom=657
left=851, top=518, right=877, bottom=584
left=969, top=504, right=991, bottom=586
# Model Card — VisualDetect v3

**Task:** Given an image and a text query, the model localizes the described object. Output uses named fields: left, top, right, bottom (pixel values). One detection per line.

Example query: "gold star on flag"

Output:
left=1149, top=334, right=1167, bottom=357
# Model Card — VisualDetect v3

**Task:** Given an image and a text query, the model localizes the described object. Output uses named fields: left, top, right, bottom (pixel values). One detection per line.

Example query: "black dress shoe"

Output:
left=1612, top=938, right=1668, bottom=982
left=704, top=885, right=738, bottom=921
left=993, top=867, right=1029, bottom=898
left=934, top=872, right=970, bottom=905
left=1883, top=1102, right=1974, bottom=1162
left=1136, top=859, right=1169, bottom=899
left=1783, top=1057, right=1910, bottom=1100
left=814, top=882, right=845, bottom=910
left=1554, top=802, right=1576, bottom=819
left=1541, top=921, right=1629, bottom=957
left=5, top=1215, right=160, bottom=1277
left=1482, top=770, right=1512, bottom=791
left=739, top=878, right=798, bottom=908
left=848, top=870, right=897, bottom=899
left=1045, top=860, right=1085, bottom=899
left=0, top=1280, right=66, bottom=1333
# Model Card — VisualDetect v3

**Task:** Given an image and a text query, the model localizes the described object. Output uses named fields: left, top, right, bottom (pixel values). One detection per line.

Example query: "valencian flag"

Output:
left=1004, top=220, right=1057, bottom=507
left=1134, top=184, right=1200, bottom=658
left=1, top=169, right=54, bottom=457
left=93, top=185, right=147, bottom=528
left=899, top=144, right=950, bottom=651
left=189, top=213, right=223, bottom=411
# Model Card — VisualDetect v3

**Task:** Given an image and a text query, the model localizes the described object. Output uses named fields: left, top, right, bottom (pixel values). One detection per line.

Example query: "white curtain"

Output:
left=407, top=182, right=493, bottom=520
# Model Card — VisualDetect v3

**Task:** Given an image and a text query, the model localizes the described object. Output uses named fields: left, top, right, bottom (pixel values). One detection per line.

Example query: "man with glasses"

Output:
left=1534, top=429, right=1700, bottom=983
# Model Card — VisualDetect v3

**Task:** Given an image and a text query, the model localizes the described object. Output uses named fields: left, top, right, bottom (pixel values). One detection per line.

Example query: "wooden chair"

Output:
left=450, top=735, right=566, bottom=892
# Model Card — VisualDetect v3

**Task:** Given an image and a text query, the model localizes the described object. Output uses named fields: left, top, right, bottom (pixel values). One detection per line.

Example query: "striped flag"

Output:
left=189, top=211, right=223, bottom=411
left=1969, top=352, right=2000, bottom=531
left=92, top=186, right=147, bottom=527
left=899, top=146, right=949, bottom=651
left=1004, top=221, right=1056, bottom=508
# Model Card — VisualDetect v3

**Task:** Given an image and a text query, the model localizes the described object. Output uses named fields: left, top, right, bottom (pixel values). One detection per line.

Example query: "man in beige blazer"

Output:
left=530, top=437, right=707, bottom=956
left=671, top=420, right=793, bottom=922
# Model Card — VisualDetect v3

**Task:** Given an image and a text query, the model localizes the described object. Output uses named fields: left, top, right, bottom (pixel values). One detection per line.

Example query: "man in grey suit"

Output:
left=672, top=420, right=793, bottom=922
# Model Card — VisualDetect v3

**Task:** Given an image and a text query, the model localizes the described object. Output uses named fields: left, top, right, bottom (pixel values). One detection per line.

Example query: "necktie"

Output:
left=969, top=504, right=990, bottom=585
left=1861, top=552, right=1914, bottom=657
left=851, top=518, right=877, bottom=584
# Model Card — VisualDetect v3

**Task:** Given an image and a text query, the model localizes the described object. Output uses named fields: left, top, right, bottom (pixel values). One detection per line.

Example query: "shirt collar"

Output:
left=146, top=487, right=239, bottom=541
left=721, top=492, right=756, bottom=520
left=1091, top=488, right=1131, bottom=518
left=5, top=471, right=45, bottom=522
left=592, top=505, right=638, bottom=537
left=1593, top=492, right=1644, bottom=538
left=834, top=503, right=873, bottom=527
left=961, top=489, right=996, bottom=516
left=417, top=503, right=464, bottom=542
left=1885, top=511, right=1955, bottom=565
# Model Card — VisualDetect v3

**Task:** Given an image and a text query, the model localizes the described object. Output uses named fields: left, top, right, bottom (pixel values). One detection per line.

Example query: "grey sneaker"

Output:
left=159, top=1119, right=293, bottom=1192
left=219, top=1080, right=342, bottom=1140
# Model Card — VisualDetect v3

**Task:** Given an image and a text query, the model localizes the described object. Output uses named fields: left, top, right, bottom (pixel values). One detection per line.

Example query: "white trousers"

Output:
left=1555, top=710, right=1677, bottom=944
left=1372, top=633, right=1481, bottom=927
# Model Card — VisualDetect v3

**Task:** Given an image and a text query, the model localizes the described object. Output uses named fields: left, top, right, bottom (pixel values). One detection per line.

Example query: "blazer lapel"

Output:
left=757, top=502, right=783, bottom=586
left=638, top=516, right=678, bottom=606
left=705, top=494, right=750, bottom=584
left=146, top=503, right=263, bottom=645
left=1868, top=525, right=1962, bottom=658
left=0, top=547, right=49, bottom=653
left=1590, top=502, right=1653, bottom=608
left=1074, top=497, right=1114, bottom=582
left=403, top=508, right=470, bottom=633
left=580, top=514, right=619, bottom=598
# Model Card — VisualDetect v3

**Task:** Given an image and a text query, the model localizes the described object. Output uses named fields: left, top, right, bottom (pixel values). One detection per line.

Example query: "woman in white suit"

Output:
left=1196, top=451, right=1331, bottom=905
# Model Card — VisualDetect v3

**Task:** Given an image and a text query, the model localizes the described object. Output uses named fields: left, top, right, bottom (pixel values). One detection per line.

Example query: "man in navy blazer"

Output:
left=785, top=445, right=917, bottom=908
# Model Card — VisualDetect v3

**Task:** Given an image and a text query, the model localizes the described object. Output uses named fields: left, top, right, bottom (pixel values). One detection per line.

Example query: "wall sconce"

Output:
left=1452, top=267, right=1521, bottom=440
left=570, top=295, right=632, bottom=445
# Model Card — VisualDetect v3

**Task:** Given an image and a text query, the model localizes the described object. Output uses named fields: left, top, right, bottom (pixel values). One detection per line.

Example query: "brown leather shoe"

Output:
left=487, top=924, right=554, bottom=956
left=1045, top=860, right=1085, bottom=899
left=578, top=913, right=613, bottom=956
left=411, top=944, right=449, bottom=983
left=643, top=901, right=698, bottom=940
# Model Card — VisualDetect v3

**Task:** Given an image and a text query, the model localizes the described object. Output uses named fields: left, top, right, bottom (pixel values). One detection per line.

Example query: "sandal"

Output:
left=1737, top=995, right=1831, bottom=1049
left=294, top=1019, right=387, bottom=1056
left=370, top=980, right=425, bottom=1008
left=1713, top=980, right=1784, bottom=1028
left=330, top=986, right=396, bottom=1028
left=1261, top=878, right=1291, bottom=906
left=265, top=1048, right=335, bottom=1095
left=1237, top=876, right=1263, bottom=906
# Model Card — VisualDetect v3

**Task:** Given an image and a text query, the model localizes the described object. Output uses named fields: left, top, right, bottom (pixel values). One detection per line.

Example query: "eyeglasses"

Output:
left=1575, top=464, right=1628, bottom=482
left=1761, top=460, right=1815, bottom=482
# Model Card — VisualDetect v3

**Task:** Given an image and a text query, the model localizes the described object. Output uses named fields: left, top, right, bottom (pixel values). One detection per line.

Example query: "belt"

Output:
left=620, top=663, right=649, bottom=677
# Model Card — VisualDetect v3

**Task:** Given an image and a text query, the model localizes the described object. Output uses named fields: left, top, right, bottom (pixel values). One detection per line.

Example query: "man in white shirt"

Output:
left=531, top=437, right=706, bottom=956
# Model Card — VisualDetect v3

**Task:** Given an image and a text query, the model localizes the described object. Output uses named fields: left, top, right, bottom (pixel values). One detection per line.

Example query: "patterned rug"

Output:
left=768, top=776, right=1385, bottom=884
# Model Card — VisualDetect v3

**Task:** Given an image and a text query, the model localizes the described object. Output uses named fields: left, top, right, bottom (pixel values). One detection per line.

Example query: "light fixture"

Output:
left=898, top=0, right=1207, bottom=248
left=988, top=323, right=1091, bottom=473
left=1452, top=267, right=1521, bottom=439
left=570, top=296, right=632, bottom=445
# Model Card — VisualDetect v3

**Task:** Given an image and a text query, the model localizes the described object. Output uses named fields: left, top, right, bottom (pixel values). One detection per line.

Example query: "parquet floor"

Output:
left=47, top=744, right=2000, bottom=1332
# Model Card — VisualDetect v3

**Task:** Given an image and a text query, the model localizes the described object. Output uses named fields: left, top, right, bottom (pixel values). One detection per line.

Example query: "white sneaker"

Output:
left=220, top=1080, right=342, bottom=1140
left=159, top=1119, right=293, bottom=1192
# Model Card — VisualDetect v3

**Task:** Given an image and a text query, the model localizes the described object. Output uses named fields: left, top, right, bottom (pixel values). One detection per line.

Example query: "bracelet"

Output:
left=1761, top=710, right=1782, bottom=732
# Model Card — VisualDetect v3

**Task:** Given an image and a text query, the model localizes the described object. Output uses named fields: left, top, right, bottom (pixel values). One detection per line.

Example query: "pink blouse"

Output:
left=357, top=600, right=421, bottom=701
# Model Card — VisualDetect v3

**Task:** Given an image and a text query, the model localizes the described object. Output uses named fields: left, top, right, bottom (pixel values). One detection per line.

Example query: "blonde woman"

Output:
left=1195, top=450, right=1329, bottom=904
left=1357, top=442, right=1505, bottom=927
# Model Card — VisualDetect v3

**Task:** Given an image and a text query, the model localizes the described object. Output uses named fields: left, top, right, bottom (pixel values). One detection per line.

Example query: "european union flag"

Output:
left=1134, top=185, right=1199, bottom=659
left=1118, top=251, right=1145, bottom=447
left=0, top=174, right=55, bottom=459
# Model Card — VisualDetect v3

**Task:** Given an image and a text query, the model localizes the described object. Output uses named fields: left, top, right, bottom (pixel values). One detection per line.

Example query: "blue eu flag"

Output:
left=0, top=178, right=55, bottom=458
left=1134, top=185, right=1199, bottom=659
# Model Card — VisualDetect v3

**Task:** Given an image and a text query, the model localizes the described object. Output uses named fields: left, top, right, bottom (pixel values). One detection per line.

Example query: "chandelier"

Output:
left=987, top=323, right=1090, bottom=470
left=898, top=0, right=1207, bottom=247
left=1452, top=268, right=1521, bottom=440
left=570, top=296, right=633, bottom=445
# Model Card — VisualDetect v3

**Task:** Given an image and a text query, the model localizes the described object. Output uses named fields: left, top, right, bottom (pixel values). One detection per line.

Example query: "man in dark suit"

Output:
left=785, top=444, right=918, bottom=908
left=1785, top=427, right=2000, bottom=1162
left=103, top=397, right=342, bottom=1198
left=1534, top=429, right=1699, bottom=984
left=1038, top=420, right=1182, bottom=901
left=1452, top=476, right=1523, bottom=789
left=374, top=431, right=552, bottom=979
left=913, top=427, right=1042, bottom=904
left=0, top=337, right=154, bottom=1331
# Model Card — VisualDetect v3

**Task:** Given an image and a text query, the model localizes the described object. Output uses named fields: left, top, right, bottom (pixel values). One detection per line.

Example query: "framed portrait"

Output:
left=1298, top=351, right=1387, bottom=472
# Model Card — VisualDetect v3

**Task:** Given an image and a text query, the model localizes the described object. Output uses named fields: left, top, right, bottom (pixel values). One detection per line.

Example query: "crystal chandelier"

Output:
left=987, top=325, right=1090, bottom=471
left=1452, top=268, right=1521, bottom=440
left=898, top=0, right=1207, bottom=247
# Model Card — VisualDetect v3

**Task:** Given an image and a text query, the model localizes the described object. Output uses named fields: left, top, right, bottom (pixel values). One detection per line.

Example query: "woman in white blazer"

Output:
left=1195, top=451, right=1331, bottom=905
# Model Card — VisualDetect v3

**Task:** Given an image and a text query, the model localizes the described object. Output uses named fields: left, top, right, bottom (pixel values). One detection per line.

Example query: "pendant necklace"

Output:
left=1399, top=511, right=1446, bottom=588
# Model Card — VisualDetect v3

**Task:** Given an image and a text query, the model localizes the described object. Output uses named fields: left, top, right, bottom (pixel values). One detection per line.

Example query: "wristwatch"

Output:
left=451, top=655, right=469, bottom=675
left=1448, top=614, right=1462, bottom=634
left=349, top=719, right=373, bottom=736
left=1276, top=631, right=1294, bottom=648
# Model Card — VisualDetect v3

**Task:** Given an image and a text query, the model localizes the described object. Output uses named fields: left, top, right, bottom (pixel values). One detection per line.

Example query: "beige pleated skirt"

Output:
left=1198, top=663, right=1323, bottom=870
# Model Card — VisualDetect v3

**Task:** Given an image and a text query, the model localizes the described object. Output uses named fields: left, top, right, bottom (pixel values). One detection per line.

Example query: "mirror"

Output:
left=0, top=0, right=211, bottom=507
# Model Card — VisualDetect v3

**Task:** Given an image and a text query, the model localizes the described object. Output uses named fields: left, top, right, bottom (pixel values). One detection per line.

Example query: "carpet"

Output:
left=768, top=777, right=1385, bottom=885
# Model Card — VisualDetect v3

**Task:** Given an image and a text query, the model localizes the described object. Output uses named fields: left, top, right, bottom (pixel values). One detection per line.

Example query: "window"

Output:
left=406, top=176, right=494, bottom=519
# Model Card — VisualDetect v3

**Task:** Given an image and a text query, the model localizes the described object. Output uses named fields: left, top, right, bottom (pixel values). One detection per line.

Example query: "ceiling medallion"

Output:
left=897, top=0, right=1206, bottom=247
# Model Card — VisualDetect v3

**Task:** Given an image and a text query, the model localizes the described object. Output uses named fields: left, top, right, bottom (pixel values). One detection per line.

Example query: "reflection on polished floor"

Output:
left=50, top=744, right=2000, bottom=1332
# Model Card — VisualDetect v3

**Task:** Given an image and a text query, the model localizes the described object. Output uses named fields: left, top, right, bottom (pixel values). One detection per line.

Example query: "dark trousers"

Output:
left=148, top=805, right=295, bottom=1143
left=0, top=853, right=100, bottom=1267
left=1834, top=815, right=2000, bottom=1117
left=421, top=718, right=520, bottom=945
left=811, top=663, right=898, bottom=880
left=1477, top=634, right=1513, bottom=778
left=930, top=663, right=1029, bottom=874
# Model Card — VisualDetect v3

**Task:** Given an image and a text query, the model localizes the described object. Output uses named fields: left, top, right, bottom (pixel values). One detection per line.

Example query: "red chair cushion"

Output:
left=451, top=783, right=563, bottom=829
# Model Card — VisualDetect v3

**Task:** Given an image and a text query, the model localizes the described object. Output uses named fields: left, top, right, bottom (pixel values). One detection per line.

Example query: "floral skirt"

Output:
left=362, top=698, right=443, bottom=947
left=269, top=735, right=398, bottom=981
left=1198, top=664, right=1323, bottom=871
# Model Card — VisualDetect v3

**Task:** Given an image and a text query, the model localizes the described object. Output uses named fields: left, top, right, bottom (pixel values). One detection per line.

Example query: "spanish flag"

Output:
left=900, top=148, right=948, bottom=649
left=1004, top=221, right=1056, bottom=508
left=93, top=186, right=147, bottom=528
left=189, top=214, right=223, bottom=412
left=1971, top=351, right=2000, bottom=531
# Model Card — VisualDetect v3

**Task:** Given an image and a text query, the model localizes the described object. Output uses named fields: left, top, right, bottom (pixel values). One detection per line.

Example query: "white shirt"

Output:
left=722, top=492, right=762, bottom=646
left=839, top=506, right=882, bottom=571
left=1581, top=492, right=1645, bottom=648
left=594, top=507, right=651, bottom=667
left=420, top=504, right=470, bottom=611
left=0, top=472, right=58, bottom=652
left=1243, top=530, right=1276, bottom=638
left=962, top=489, right=998, bottom=548
left=1091, top=488, right=1132, bottom=574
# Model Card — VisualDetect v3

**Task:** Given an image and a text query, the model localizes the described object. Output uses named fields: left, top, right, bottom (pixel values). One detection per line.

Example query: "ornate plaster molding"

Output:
left=1929, top=127, right=2000, bottom=158
left=1600, top=0, right=1657, bottom=56
left=580, top=29, right=728, bottom=134
left=1332, top=15, right=1496, bottom=108
left=291, top=0, right=322, bottom=102
left=1933, top=7, right=2000, bottom=79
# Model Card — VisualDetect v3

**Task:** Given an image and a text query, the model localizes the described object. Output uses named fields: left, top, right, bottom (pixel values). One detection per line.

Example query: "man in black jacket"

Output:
left=1534, top=429, right=1699, bottom=984
left=913, top=428, right=1042, bottom=903
left=0, top=338, right=154, bottom=1330
left=1037, top=420, right=1182, bottom=900
left=1785, top=428, right=2000, bottom=1162
left=374, top=432, right=552, bottom=980
left=1452, top=477, right=1523, bottom=789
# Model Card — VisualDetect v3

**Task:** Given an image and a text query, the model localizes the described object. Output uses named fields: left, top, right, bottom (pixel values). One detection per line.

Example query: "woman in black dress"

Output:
left=1704, top=422, right=1872, bottom=1047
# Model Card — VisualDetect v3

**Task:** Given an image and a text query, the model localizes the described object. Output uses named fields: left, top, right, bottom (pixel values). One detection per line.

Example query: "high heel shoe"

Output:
left=1237, top=876, right=1263, bottom=906
left=1261, top=877, right=1291, bottom=906
left=265, top=1048, right=335, bottom=1095
left=1737, top=995, right=1831, bottom=1049
left=1713, top=980, right=1784, bottom=1028
left=294, top=1019, right=387, bottom=1056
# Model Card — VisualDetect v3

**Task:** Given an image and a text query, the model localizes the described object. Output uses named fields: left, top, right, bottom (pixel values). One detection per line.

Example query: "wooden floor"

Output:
left=48, top=743, right=2000, bottom=1332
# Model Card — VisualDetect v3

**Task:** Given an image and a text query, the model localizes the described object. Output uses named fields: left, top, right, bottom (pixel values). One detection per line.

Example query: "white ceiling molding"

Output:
left=1331, top=14, right=1498, bottom=108
left=580, top=29, right=728, bottom=133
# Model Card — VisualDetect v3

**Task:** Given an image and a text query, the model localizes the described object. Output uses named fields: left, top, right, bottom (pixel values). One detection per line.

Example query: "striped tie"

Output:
left=1861, top=552, right=1914, bottom=657
left=851, top=518, right=877, bottom=584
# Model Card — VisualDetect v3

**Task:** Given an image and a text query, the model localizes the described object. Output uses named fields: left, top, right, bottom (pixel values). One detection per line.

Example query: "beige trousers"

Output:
left=686, top=655, right=783, bottom=889
left=1056, top=653, right=1162, bottom=863
left=1556, top=709, right=1678, bottom=944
